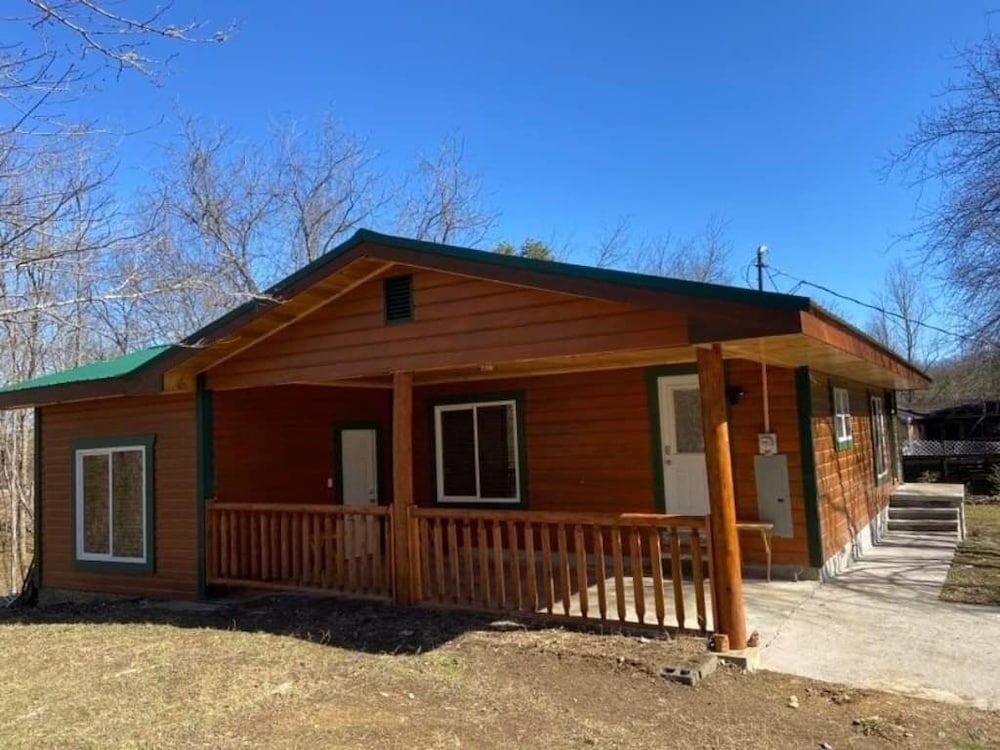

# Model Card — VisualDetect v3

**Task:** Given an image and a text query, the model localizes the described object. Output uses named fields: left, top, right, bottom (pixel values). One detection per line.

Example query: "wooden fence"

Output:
left=206, top=502, right=393, bottom=598
left=410, top=507, right=711, bottom=632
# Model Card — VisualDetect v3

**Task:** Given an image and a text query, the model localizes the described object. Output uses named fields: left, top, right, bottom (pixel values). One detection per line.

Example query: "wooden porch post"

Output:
left=696, top=344, right=748, bottom=650
left=392, top=371, right=415, bottom=606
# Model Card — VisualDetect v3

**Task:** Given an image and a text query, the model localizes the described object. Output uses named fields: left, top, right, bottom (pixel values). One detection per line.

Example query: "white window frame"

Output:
left=870, top=395, right=888, bottom=480
left=434, top=399, right=521, bottom=504
left=75, top=444, right=148, bottom=564
left=833, top=386, right=853, bottom=448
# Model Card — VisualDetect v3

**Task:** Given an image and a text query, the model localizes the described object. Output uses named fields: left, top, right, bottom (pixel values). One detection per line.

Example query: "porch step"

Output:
left=889, top=495, right=956, bottom=509
left=886, top=518, right=961, bottom=533
left=888, top=506, right=959, bottom=521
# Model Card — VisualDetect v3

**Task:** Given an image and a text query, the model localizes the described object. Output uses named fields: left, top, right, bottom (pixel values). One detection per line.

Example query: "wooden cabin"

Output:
left=0, top=230, right=929, bottom=649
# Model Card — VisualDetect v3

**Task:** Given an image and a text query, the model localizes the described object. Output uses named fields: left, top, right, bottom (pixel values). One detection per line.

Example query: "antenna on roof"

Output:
left=756, top=245, right=768, bottom=292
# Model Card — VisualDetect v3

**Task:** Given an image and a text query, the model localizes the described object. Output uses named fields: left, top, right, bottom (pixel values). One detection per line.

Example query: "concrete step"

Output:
left=888, top=507, right=960, bottom=521
left=887, top=518, right=960, bottom=533
left=889, top=495, right=955, bottom=508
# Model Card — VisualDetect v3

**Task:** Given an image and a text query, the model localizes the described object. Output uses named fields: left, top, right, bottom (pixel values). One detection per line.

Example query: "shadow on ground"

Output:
left=0, top=592, right=674, bottom=655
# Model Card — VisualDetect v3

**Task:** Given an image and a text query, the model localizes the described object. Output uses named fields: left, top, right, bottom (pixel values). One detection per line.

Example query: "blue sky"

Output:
left=63, top=1, right=994, bottom=324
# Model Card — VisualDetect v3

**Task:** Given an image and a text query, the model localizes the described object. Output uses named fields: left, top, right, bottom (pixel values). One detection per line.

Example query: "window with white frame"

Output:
left=833, top=386, right=853, bottom=448
left=870, top=395, right=888, bottom=479
left=434, top=399, right=521, bottom=503
left=75, top=440, right=151, bottom=565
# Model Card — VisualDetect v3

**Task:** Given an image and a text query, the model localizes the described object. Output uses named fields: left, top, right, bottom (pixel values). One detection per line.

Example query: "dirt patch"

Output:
left=0, top=595, right=997, bottom=749
left=942, top=503, right=1000, bottom=606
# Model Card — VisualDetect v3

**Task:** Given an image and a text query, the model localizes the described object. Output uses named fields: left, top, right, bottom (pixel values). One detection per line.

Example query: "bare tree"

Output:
left=592, top=216, right=631, bottom=269
left=275, top=117, right=385, bottom=266
left=394, top=136, right=498, bottom=246
left=866, top=258, right=940, bottom=365
left=4, top=1, right=232, bottom=134
left=890, top=31, right=1000, bottom=346
left=633, top=217, right=733, bottom=283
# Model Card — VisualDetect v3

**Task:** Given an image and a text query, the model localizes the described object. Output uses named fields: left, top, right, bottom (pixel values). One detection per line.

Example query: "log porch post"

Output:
left=696, top=344, right=748, bottom=650
left=392, top=370, right=415, bottom=605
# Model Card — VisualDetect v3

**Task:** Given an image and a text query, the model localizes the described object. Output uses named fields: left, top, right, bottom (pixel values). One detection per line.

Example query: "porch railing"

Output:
left=410, top=507, right=711, bottom=633
left=206, top=502, right=393, bottom=598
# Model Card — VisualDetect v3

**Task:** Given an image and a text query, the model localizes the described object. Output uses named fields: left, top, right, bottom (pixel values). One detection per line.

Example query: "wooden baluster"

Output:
left=335, top=515, right=345, bottom=590
left=239, top=511, right=249, bottom=579
left=279, top=513, right=289, bottom=583
left=557, top=524, right=571, bottom=616
left=218, top=511, right=228, bottom=579
left=433, top=518, right=446, bottom=603
left=670, top=528, right=686, bottom=630
left=206, top=511, right=216, bottom=580
left=291, top=513, right=303, bottom=583
left=358, top=514, right=371, bottom=592
left=247, top=514, right=258, bottom=581
left=420, top=518, right=432, bottom=600
left=229, top=511, right=239, bottom=580
left=524, top=523, right=538, bottom=612
left=302, top=512, right=313, bottom=585
left=348, top=515, right=359, bottom=592
left=574, top=524, right=589, bottom=619
left=463, top=521, right=474, bottom=604
left=259, top=513, right=269, bottom=582
left=447, top=519, right=460, bottom=603
left=369, top=515, right=381, bottom=594
left=507, top=520, right=522, bottom=611
left=611, top=527, right=627, bottom=623
left=477, top=520, right=490, bottom=607
left=690, top=527, right=707, bottom=632
left=270, top=513, right=280, bottom=583
left=629, top=528, right=646, bottom=625
left=593, top=526, right=607, bottom=623
left=492, top=521, right=506, bottom=610
left=540, top=525, right=554, bottom=614
left=310, top=513, right=323, bottom=586
left=648, top=528, right=666, bottom=628
left=322, top=515, right=333, bottom=588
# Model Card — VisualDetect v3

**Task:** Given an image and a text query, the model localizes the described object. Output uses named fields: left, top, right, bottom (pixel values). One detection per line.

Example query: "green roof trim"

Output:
left=351, top=230, right=812, bottom=311
left=0, top=345, right=175, bottom=394
left=0, top=227, right=927, bottom=406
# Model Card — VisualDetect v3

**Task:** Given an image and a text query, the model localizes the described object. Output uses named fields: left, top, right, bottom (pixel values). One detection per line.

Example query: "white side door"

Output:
left=657, top=375, right=710, bottom=515
left=341, top=428, right=379, bottom=507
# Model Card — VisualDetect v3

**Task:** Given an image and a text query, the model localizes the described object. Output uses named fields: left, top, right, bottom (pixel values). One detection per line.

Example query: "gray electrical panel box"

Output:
left=753, top=454, right=793, bottom=538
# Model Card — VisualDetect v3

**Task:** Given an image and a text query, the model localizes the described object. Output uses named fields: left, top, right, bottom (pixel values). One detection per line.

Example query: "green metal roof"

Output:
left=0, top=345, right=175, bottom=394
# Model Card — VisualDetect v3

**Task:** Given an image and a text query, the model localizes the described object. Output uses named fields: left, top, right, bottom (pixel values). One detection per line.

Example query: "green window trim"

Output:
left=869, top=392, right=890, bottom=486
left=427, top=391, right=529, bottom=509
left=830, top=383, right=853, bottom=451
left=71, top=434, right=156, bottom=575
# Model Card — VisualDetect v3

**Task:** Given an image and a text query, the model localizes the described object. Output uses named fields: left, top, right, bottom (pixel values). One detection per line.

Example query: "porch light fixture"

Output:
left=726, top=385, right=746, bottom=405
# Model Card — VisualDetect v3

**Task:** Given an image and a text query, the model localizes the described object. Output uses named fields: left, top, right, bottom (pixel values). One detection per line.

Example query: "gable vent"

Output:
left=383, top=274, right=413, bottom=323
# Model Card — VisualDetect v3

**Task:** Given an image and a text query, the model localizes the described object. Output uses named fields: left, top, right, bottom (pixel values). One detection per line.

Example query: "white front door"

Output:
left=657, top=375, right=710, bottom=515
left=341, top=428, right=379, bottom=506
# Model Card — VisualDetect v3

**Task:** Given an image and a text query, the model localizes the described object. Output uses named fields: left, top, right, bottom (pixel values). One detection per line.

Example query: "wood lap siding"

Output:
left=413, top=369, right=656, bottom=514
left=213, top=385, right=391, bottom=506
left=810, top=373, right=891, bottom=557
left=40, top=394, right=197, bottom=597
left=726, top=360, right=811, bottom=568
left=207, top=267, right=689, bottom=389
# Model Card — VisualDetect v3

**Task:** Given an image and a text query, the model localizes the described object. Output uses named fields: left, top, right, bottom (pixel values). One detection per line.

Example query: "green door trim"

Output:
left=795, top=366, right=825, bottom=568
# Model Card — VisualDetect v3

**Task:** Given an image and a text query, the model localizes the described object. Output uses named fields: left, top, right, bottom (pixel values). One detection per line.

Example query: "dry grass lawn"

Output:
left=942, top=503, right=1000, bottom=606
left=0, top=595, right=997, bottom=749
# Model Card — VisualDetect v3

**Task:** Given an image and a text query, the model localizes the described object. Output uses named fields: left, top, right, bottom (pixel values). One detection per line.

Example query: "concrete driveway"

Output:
left=743, top=532, right=1000, bottom=710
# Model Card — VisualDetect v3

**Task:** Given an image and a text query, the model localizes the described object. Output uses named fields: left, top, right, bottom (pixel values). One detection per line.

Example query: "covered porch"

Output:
left=201, top=346, right=745, bottom=644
